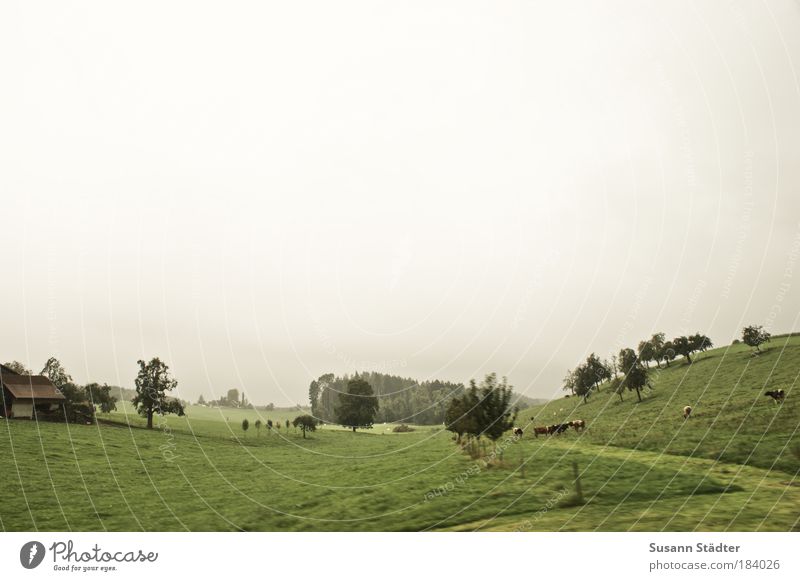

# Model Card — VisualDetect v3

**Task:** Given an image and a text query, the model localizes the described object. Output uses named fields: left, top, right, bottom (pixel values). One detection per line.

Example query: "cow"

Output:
left=765, top=389, right=785, bottom=404
left=533, top=426, right=549, bottom=438
left=513, top=427, right=524, bottom=437
left=549, top=423, right=570, bottom=435
left=570, top=419, right=586, bottom=432
left=683, top=405, right=692, bottom=419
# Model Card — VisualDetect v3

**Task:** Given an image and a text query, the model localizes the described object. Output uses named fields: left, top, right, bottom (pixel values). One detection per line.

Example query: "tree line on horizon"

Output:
left=308, top=371, right=465, bottom=425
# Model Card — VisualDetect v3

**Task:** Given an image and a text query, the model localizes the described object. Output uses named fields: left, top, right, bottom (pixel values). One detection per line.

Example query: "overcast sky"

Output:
left=1, top=1, right=799, bottom=405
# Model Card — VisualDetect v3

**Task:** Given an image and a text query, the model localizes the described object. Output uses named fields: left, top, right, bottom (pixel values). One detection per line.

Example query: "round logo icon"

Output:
left=20, top=541, right=46, bottom=569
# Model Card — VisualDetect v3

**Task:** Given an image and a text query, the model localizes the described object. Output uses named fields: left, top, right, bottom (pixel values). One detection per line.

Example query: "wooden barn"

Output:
left=0, top=365, right=65, bottom=419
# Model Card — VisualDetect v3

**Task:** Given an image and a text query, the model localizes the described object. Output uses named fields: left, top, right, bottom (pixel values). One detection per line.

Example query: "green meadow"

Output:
left=1, top=338, right=798, bottom=532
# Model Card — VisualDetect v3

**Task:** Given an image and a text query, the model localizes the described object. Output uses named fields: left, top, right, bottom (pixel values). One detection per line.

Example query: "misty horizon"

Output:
left=2, top=1, right=799, bottom=407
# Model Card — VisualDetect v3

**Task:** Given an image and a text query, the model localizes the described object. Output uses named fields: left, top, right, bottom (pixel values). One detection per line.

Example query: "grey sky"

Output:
left=1, top=1, right=799, bottom=405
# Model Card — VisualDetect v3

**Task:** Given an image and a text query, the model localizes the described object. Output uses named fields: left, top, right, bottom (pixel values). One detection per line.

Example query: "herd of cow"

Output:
left=512, top=419, right=585, bottom=439
left=512, top=390, right=787, bottom=439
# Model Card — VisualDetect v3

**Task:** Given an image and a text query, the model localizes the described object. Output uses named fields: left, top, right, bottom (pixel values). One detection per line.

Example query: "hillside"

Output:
left=518, top=336, right=800, bottom=474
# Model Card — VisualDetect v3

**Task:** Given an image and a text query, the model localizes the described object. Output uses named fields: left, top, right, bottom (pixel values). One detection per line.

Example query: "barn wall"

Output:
left=12, top=401, right=33, bottom=419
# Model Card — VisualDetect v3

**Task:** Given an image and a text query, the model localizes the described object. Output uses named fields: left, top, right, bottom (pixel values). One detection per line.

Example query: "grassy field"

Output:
left=107, top=401, right=420, bottom=437
left=1, top=338, right=798, bottom=532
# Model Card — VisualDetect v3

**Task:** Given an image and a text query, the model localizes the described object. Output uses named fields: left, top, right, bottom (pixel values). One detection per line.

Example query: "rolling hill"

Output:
left=0, top=337, right=797, bottom=531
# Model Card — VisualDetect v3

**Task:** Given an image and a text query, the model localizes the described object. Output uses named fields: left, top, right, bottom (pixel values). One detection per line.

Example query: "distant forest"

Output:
left=309, top=372, right=462, bottom=424
left=308, top=371, right=544, bottom=425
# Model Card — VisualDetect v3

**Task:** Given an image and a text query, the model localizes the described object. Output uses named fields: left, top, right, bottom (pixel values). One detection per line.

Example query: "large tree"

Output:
left=475, top=373, right=517, bottom=449
left=637, top=339, right=656, bottom=367
left=132, top=358, right=184, bottom=429
left=671, top=336, right=696, bottom=364
left=3, top=361, right=31, bottom=375
left=618, top=348, right=649, bottom=402
left=573, top=365, right=594, bottom=403
left=691, top=333, right=713, bottom=352
left=309, top=373, right=333, bottom=418
left=335, top=377, right=379, bottom=432
left=584, top=353, right=610, bottom=390
left=84, top=382, right=118, bottom=413
left=40, top=357, right=88, bottom=420
left=742, top=325, right=771, bottom=353
left=40, top=357, right=73, bottom=389
left=562, top=369, right=577, bottom=396
left=649, top=333, right=667, bottom=367
left=445, top=394, right=469, bottom=443
left=293, top=414, right=317, bottom=438
left=661, top=341, right=677, bottom=367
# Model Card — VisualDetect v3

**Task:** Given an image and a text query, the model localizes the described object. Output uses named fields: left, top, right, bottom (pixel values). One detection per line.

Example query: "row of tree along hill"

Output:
left=308, top=371, right=466, bottom=425
left=563, top=325, right=773, bottom=403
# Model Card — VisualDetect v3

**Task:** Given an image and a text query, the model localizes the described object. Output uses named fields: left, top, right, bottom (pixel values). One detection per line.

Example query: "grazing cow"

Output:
left=570, top=419, right=586, bottom=432
left=549, top=423, right=570, bottom=435
left=513, top=427, right=524, bottom=437
left=765, top=389, right=785, bottom=404
left=683, top=405, right=692, bottom=419
left=533, top=426, right=549, bottom=438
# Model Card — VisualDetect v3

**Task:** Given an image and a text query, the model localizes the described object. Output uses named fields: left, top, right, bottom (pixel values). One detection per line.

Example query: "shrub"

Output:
left=392, top=424, right=415, bottom=433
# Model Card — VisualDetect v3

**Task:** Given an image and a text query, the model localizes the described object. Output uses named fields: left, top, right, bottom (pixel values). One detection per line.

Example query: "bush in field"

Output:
left=392, top=424, right=415, bottom=433
left=241, top=418, right=249, bottom=437
left=255, top=419, right=262, bottom=436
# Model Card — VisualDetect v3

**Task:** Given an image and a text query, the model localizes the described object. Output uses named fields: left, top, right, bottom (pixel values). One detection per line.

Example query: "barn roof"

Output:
left=1, top=375, right=66, bottom=401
